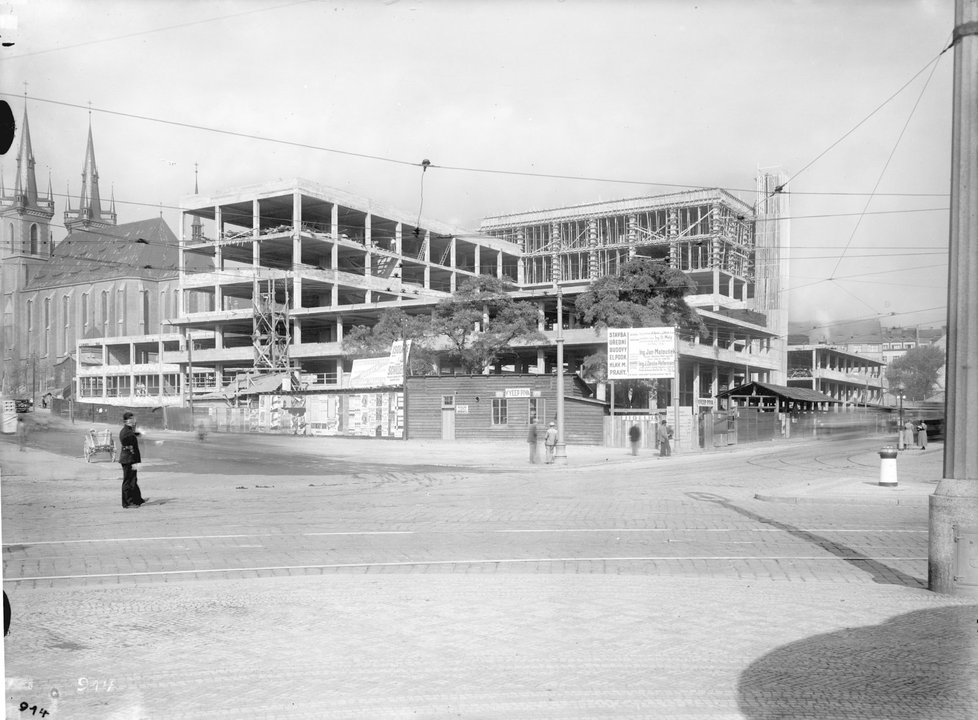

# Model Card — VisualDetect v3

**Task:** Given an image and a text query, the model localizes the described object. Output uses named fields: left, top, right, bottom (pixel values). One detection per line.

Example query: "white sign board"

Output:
left=385, top=340, right=413, bottom=386
left=607, top=327, right=676, bottom=380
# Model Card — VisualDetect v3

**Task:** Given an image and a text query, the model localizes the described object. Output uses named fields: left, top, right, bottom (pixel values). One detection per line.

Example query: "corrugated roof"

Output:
left=27, top=218, right=209, bottom=288
left=716, top=381, right=840, bottom=404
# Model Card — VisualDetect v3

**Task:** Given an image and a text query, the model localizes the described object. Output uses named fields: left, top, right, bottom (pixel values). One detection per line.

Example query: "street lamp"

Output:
left=554, top=283, right=567, bottom=465
left=897, top=383, right=905, bottom=449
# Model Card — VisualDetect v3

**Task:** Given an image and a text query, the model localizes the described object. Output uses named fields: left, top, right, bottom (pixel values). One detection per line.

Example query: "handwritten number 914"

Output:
left=19, top=703, right=49, bottom=717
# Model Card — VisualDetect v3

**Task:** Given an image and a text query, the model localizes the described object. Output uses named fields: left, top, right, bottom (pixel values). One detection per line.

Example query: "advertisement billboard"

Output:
left=607, top=327, right=676, bottom=380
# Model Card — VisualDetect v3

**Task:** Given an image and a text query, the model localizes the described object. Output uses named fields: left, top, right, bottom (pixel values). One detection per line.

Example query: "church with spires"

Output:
left=1, top=102, right=200, bottom=401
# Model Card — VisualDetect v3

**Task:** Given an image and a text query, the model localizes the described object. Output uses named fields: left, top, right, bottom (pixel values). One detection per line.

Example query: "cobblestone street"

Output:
left=3, top=426, right=976, bottom=718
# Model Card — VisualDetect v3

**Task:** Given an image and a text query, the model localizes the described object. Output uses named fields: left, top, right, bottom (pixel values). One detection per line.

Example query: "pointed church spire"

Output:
left=13, top=105, right=40, bottom=208
left=64, top=114, right=117, bottom=233
left=65, top=181, right=72, bottom=212
left=47, top=171, right=54, bottom=202
left=78, top=119, right=103, bottom=221
left=110, top=183, right=116, bottom=215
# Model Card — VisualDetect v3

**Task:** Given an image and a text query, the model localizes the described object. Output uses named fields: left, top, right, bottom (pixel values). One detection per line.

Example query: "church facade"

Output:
left=1, top=104, right=185, bottom=400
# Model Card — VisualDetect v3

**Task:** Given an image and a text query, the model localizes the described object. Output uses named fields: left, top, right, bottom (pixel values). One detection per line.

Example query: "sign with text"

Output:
left=386, top=340, right=413, bottom=385
left=607, top=327, right=676, bottom=380
left=504, top=388, right=531, bottom=398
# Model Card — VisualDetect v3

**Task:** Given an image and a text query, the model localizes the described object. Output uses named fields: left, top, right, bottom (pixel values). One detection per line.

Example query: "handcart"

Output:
left=84, top=428, right=116, bottom=463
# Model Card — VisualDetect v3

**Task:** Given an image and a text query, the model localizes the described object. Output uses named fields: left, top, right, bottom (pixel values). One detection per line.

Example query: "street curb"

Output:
left=754, top=491, right=930, bottom=507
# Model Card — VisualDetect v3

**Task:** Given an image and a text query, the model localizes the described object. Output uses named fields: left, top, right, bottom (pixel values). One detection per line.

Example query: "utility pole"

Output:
left=930, top=0, right=978, bottom=595
left=554, top=284, right=567, bottom=464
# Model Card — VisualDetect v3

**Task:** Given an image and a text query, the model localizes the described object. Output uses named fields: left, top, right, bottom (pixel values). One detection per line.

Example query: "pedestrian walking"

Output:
left=917, top=420, right=928, bottom=450
left=628, top=424, right=641, bottom=455
left=903, top=419, right=915, bottom=450
left=527, top=420, right=539, bottom=464
left=544, top=422, right=558, bottom=464
left=16, top=415, right=27, bottom=451
left=656, top=419, right=672, bottom=457
left=118, top=412, right=145, bottom=509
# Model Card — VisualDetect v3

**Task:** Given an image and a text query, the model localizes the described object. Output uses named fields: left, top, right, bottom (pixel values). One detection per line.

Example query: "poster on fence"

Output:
left=607, top=327, right=676, bottom=380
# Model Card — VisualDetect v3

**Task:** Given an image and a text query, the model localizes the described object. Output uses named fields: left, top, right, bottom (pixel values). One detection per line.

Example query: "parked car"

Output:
left=13, top=398, right=33, bottom=413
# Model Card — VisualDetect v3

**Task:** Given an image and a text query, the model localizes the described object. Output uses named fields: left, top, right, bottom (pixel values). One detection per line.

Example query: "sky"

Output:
left=0, top=0, right=957, bottom=339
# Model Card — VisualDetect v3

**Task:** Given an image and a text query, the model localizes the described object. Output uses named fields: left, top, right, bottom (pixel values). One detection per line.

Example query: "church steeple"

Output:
left=14, top=105, right=39, bottom=207
left=64, top=115, right=117, bottom=233
left=1, top=101, right=55, bottom=263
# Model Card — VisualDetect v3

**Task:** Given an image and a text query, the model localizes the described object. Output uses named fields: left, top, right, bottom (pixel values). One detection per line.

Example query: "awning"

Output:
left=716, top=381, right=840, bottom=404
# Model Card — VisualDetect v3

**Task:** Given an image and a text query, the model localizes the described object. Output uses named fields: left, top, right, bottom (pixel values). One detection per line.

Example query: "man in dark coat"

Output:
left=118, top=412, right=145, bottom=508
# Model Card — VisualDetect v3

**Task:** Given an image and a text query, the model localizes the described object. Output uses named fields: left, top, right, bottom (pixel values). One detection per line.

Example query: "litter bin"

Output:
left=878, top=446, right=898, bottom=487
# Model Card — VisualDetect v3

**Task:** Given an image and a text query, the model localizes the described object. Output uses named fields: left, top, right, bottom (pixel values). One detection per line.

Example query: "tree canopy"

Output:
left=885, top=345, right=945, bottom=401
left=574, top=258, right=706, bottom=385
left=575, top=258, right=707, bottom=337
left=431, top=275, right=545, bottom=374
left=341, top=308, right=436, bottom=376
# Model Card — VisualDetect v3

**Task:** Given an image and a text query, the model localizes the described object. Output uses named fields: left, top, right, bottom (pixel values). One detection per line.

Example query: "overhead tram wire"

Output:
left=777, top=45, right=949, bottom=191
left=826, top=41, right=946, bottom=292
left=0, top=92, right=952, bottom=202
left=2, top=0, right=319, bottom=60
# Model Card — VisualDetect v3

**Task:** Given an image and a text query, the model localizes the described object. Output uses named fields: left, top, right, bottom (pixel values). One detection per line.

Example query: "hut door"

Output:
left=441, top=395, right=456, bottom=440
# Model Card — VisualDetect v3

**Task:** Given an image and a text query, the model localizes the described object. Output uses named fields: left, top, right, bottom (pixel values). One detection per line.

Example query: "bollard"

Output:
left=878, top=446, right=898, bottom=487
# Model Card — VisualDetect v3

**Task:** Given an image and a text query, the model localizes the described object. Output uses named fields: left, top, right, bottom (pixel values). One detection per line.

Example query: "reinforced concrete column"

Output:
left=930, top=0, right=978, bottom=596
left=293, top=190, right=302, bottom=314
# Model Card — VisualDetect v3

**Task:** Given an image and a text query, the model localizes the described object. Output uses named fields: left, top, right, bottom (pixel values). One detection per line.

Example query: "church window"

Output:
left=100, top=291, right=108, bottom=332
left=6, top=223, right=12, bottom=249
left=62, top=295, right=70, bottom=355
left=141, top=291, right=150, bottom=332
left=43, top=298, right=50, bottom=356
left=26, top=300, right=32, bottom=343
left=117, top=288, right=126, bottom=335
left=159, top=290, right=166, bottom=332
left=81, top=293, right=89, bottom=328
left=30, top=224, right=39, bottom=255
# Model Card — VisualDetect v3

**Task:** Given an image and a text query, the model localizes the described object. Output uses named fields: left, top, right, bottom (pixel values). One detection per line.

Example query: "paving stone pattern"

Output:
left=2, top=427, right=975, bottom=718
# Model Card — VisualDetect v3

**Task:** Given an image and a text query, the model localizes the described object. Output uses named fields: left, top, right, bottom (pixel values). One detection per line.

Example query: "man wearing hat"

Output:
left=118, top=412, right=145, bottom=508
left=543, top=421, right=559, bottom=464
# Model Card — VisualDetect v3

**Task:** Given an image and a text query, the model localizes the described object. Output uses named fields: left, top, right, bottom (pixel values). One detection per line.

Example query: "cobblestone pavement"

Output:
left=2, top=424, right=976, bottom=718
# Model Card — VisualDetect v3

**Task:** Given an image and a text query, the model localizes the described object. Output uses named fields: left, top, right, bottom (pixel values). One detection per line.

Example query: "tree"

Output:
left=575, top=257, right=707, bottom=337
left=574, top=258, right=706, bottom=406
left=886, top=345, right=945, bottom=401
left=431, top=275, right=545, bottom=374
left=341, top=308, right=436, bottom=376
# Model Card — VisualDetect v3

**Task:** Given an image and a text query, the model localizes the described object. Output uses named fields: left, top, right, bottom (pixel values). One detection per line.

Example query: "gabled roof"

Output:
left=716, top=381, right=840, bottom=404
left=27, top=217, right=208, bottom=288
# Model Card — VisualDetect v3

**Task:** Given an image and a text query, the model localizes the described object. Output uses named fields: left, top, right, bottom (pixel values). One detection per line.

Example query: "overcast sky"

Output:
left=0, top=0, right=956, bottom=338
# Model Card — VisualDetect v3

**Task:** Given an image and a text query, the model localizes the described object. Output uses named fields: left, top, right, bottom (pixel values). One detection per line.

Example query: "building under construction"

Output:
left=73, top=173, right=791, bottom=444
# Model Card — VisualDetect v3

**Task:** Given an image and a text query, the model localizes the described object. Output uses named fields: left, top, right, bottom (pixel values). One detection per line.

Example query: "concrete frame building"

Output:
left=72, top=173, right=791, bottom=443
left=478, top=173, right=790, bottom=410
left=786, top=345, right=885, bottom=407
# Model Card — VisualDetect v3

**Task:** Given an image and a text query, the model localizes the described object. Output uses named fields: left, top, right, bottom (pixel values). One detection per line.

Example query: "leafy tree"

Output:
left=575, top=258, right=706, bottom=406
left=886, top=345, right=945, bottom=401
left=575, top=257, right=707, bottom=337
left=341, top=308, right=436, bottom=376
left=431, top=275, right=545, bottom=374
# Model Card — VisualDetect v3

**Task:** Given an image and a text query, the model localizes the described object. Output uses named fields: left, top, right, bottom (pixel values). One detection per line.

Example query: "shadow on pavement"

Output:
left=685, top=492, right=923, bottom=587
left=737, top=604, right=978, bottom=719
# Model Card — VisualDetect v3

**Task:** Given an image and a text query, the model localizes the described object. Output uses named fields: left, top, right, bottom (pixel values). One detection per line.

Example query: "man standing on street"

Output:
left=119, top=412, right=145, bottom=508
left=527, top=420, right=539, bottom=464
left=629, top=424, right=641, bottom=455
left=656, top=419, right=672, bottom=457
left=544, top=421, right=558, bottom=464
